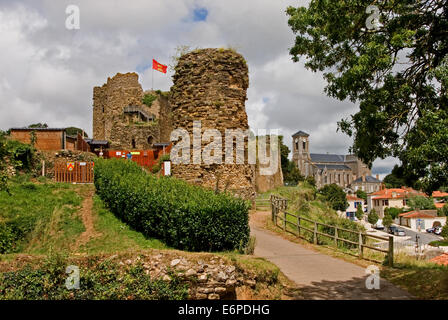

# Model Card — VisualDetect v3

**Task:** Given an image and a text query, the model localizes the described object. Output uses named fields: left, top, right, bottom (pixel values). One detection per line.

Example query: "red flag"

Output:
left=152, top=59, right=167, bottom=74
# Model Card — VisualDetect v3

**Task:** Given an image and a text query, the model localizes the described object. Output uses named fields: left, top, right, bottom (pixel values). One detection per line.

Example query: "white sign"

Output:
left=116, top=151, right=122, bottom=156
left=79, top=162, right=86, bottom=166
left=164, top=161, right=171, bottom=176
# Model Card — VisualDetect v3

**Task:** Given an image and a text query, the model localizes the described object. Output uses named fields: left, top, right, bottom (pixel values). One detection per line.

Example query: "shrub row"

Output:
left=0, top=256, right=188, bottom=300
left=94, top=159, right=250, bottom=252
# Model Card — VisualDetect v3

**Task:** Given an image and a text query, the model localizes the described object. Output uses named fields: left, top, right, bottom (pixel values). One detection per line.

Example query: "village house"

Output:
left=350, top=175, right=382, bottom=193
left=345, top=194, right=366, bottom=221
left=399, top=210, right=446, bottom=231
left=367, top=187, right=426, bottom=218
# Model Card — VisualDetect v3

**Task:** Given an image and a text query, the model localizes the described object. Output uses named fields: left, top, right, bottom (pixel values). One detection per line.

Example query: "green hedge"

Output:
left=94, top=159, right=250, bottom=252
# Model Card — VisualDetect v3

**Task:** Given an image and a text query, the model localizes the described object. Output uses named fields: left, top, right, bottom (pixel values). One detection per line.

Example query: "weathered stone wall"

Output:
left=255, top=139, right=284, bottom=193
left=170, top=49, right=255, bottom=200
left=93, top=73, right=171, bottom=149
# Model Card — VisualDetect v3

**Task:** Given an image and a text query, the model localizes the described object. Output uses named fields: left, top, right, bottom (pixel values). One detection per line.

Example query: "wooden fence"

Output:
left=54, top=161, right=94, bottom=183
left=270, top=195, right=394, bottom=266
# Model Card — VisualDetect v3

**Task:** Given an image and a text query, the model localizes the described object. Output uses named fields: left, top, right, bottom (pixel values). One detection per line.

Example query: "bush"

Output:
left=355, top=205, right=364, bottom=221
left=407, top=195, right=436, bottom=210
left=318, top=184, right=348, bottom=211
left=383, top=212, right=393, bottom=227
left=142, top=94, right=157, bottom=107
left=0, top=223, right=15, bottom=254
left=384, top=207, right=403, bottom=219
left=0, top=256, right=188, bottom=300
left=441, top=224, right=448, bottom=240
left=94, top=159, right=250, bottom=252
left=368, top=209, right=379, bottom=225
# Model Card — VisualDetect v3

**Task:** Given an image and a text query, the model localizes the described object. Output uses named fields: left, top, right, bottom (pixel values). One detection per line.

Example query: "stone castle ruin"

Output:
left=93, top=72, right=172, bottom=149
left=170, top=48, right=256, bottom=200
left=92, top=49, right=282, bottom=200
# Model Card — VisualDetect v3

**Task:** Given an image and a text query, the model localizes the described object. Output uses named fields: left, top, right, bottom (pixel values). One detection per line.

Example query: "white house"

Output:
left=346, top=194, right=366, bottom=221
left=399, top=210, right=446, bottom=231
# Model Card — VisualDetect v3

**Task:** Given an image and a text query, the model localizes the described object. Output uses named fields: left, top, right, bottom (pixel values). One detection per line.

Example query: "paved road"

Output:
left=250, top=223, right=413, bottom=300
left=366, top=224, right=442, bottom=245
left=399, top=227, right=442, bottom=245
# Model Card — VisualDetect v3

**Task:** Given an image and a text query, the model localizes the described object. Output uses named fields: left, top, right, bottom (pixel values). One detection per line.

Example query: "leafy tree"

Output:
left=384, top=207, right=403, bottom=220
left=279, top=136, right=290, bottom=177
left=406, top=196, right=436, bottom=210
left=383, top=212, right=393, bottom=228
left=65, top=127, right=88, bottom=138
left=383, top=165, right=418, bottom=189
left=318, top=184, right=348, bottom=211
left=305, top=175, right=316, bottom=188
left=356, top=190, right=367, bottom=201
left=437, top=206, right=448, bottom=217
left=287, top=1, right=448, bottom=193
left=355, top=204, right=364, bottom=221
left=441, top=223, right=448, bottom=240
left=284, top=161, right=304, bottom=185
left=28, top=123, right=48, bottom=128
left=368, top=209, right=379, bottom=225
left=279, top=136, right=305, bottom=185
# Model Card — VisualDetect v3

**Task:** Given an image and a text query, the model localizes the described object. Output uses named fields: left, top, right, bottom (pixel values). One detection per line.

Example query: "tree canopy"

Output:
left=287, top=0, right=448, bottom=193
left=65, top=127, right=88, bottom=138
left=318, top=183, right=349, bottom=211
left=406, top=195, right=436, bottom=210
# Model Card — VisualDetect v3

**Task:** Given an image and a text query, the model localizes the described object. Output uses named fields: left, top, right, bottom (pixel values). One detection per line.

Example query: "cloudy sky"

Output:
left=0, top=0, right=398, bottom=177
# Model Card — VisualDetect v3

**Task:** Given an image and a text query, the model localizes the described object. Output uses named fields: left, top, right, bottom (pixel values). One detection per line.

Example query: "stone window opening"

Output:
left=132, top=138, right=136, bottom=149
left=147, top=136, right=153, bottom=145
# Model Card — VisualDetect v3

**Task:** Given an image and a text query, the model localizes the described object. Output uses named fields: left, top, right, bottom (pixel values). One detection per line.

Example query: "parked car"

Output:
left=394, top=228, right=406, bottom=236
left=426, top=227, right=435, bottom=233
left=434, top=226, right=442, bottom=235
left=388, top=226, right=398, bottom=234
left=373, top=219, right=385, bottom=230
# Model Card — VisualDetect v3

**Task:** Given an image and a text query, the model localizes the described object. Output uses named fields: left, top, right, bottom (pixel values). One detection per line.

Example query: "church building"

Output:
left=291, top=130, right=381, bottom=190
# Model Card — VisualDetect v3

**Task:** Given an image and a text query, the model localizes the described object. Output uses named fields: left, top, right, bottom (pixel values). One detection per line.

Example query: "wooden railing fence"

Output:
left=269, top=195, right=394, bottom=266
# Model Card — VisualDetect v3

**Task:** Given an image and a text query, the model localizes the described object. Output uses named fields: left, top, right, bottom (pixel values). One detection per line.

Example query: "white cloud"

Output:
left=0, top=0, right=395, bottom=174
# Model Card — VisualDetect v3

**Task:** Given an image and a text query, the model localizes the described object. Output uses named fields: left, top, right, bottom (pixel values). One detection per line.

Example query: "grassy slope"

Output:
left=79, top=195, right=167, bottom=255
left=0, top=177, right=289, bottom=300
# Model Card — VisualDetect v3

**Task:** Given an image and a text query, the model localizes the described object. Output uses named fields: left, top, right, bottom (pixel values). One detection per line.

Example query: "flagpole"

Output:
left=152, top=67, right=154, bottom=91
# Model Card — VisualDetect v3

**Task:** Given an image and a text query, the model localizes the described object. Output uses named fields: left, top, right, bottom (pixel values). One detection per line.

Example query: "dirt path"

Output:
left=250, top=211, right=413, bottom=300
left=73, top=187, right=101, bottom=251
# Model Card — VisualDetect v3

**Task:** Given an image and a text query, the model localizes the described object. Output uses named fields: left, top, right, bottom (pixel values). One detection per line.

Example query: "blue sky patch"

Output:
left=136, top=62, right=151, bottom=73
left=193, top=7, right=208, bottom=22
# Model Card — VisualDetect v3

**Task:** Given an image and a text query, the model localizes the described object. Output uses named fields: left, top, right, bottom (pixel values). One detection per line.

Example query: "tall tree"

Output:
left=287, top=0, right=448, bottom=193
left=319, top=184, right=349, bottom=211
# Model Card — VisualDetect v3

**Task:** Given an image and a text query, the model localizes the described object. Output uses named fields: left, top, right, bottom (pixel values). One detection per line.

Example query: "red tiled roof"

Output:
left=430, top=253, right=448, bottom=266
left=399, top=210, right=437, bottom=219
left=347, top=195, right=362, bottom=201
left=435, top=203, right=447, bottom=209
left=432, top=191, right=448, bottom=198
left=370, top=187, right=426, bottom=200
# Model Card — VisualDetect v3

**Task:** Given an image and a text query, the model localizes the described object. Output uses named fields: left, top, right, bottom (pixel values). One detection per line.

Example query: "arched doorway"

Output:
left=433, top=221, right=442, bottom=228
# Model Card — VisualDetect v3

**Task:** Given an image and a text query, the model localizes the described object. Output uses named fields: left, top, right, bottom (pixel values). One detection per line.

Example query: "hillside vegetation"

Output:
left=258, top=182, right=364, bottom=233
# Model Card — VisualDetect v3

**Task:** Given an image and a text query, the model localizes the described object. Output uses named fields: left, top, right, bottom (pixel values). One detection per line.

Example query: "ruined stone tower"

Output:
left=170, top=48, right=256, bottom=200
left=93, top=72, right=172, bottom=149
